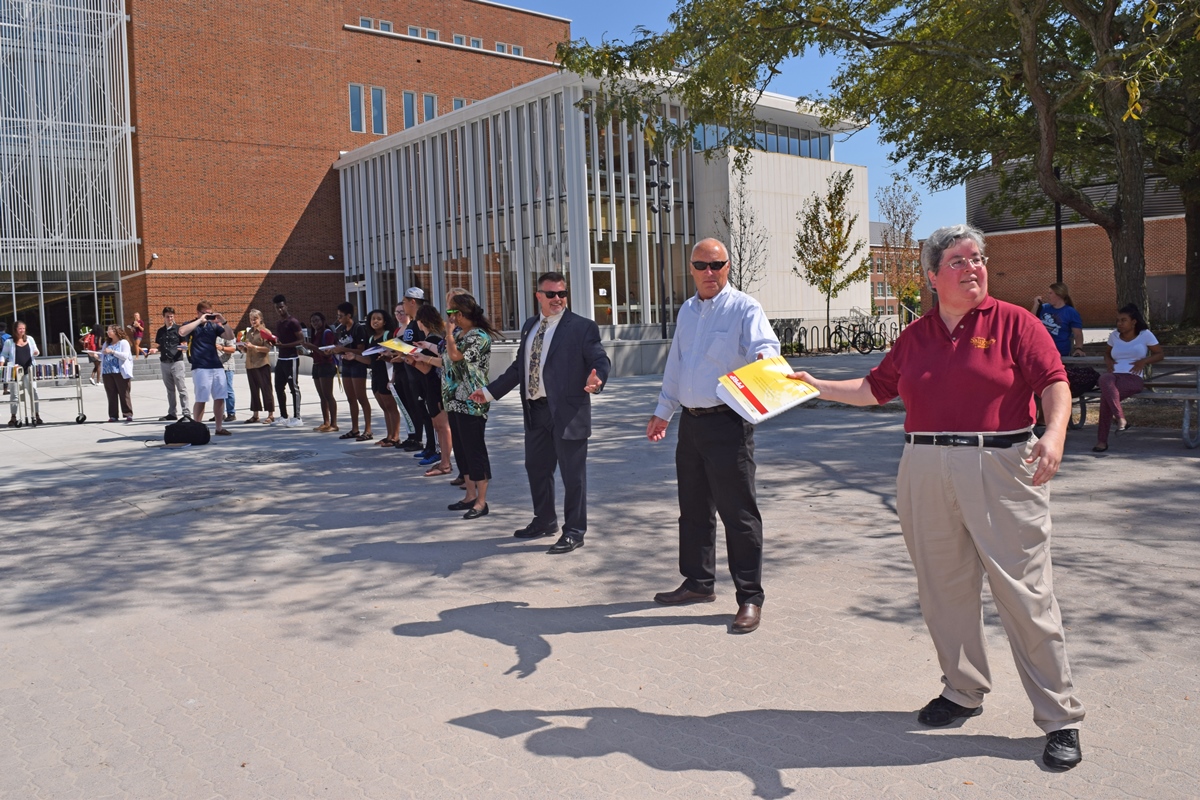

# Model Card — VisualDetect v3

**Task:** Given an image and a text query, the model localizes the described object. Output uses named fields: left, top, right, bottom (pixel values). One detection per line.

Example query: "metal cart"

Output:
left=10, top=333, right=87, bottom=426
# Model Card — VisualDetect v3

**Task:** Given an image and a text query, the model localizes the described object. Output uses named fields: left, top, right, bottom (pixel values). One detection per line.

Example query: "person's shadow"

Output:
left=451, top=707, right=1044, bottom=798
left=322, top=536, right=543, bottom=579
left=392, top=601, right=727, bottom=677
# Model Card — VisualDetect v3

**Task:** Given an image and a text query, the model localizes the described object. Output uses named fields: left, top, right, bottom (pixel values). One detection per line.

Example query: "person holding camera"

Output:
left=178, top=300, right=235, bottom=436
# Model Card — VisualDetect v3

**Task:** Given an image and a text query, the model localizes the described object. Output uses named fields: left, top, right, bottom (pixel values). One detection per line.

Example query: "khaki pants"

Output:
left=896, top=437, right=1085, bottom=733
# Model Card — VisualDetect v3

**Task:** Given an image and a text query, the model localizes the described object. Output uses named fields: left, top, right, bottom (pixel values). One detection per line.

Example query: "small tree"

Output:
left=876, top=175, right=924, bottom=323
left=793, top=169, right=871, bottom=331
left=714, top=167, right=769, bottom=294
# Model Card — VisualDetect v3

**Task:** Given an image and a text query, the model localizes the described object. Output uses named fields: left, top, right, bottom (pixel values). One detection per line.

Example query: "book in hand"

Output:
left=361, top=338, right=418, bottom=357
left=714, top=355, right=820, bottom=424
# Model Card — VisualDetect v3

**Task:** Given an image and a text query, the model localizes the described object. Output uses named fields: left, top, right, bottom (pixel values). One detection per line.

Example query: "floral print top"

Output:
left=442, top=328, right=491, bottom=418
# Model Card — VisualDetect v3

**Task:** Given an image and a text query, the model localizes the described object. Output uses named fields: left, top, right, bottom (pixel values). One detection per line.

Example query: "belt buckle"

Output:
left=949, top=435, right=975, bottom=447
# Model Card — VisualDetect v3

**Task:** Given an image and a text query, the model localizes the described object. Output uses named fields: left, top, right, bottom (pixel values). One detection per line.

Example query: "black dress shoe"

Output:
left=1043, top=729, right=1082, bottom=770
left=917, top=696, right=983, bottom=727
left=731, top=603, right=761, bottom=633
left=547, top=534, right=583, bottom=554
left=448, top=499, right=474, bottom=511
left=402, top=439, right=424, bottom=451
left=653, top=583, right=716, bottom=605
left=462, top=504, right=488, bottom=520
left=160, top=414, right=177, bottom=421
left=514, top=522, right=558, bottom=539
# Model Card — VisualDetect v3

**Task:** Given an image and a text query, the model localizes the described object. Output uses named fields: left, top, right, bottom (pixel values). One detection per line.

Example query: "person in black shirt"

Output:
left=153, top=307, right=189, bottom=420
left=178, top=300, right=235, bottom=436
left=331, top=301, right=372, bottom=440
left=366, top=308, right=401, bottom=445
left=399, top=287, right=435, bottom=454
left=2, top=321, right=42, bottom=425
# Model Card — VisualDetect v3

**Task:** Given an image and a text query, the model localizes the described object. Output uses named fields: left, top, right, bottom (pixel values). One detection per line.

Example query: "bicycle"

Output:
left=852, top=327, right=888, bottom=354
left=828, top=323, right=855, bottom=353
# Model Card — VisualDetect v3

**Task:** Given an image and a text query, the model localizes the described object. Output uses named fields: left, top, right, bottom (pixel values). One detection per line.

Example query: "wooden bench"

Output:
left=1063, top=356, right=1200, bottom=448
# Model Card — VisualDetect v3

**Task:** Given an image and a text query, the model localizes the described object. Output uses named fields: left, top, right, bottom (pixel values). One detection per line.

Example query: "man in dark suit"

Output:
left=470, top=271, right=610, bottom=554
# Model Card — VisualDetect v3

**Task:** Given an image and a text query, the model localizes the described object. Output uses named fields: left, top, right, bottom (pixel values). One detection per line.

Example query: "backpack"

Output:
left=164, top=417, right=210, bottom=446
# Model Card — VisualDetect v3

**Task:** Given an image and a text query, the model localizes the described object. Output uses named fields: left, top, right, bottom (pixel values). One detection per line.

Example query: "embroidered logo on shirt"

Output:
left=970, top=337, right=997, bottom=349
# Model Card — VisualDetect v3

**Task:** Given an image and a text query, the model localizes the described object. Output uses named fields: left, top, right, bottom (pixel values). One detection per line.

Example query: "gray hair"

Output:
left=922, top=224, right=986, bottom=274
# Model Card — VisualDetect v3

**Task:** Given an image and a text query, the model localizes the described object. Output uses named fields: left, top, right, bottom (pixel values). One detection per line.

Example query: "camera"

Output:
left=204, top=313, right=217, bottom=321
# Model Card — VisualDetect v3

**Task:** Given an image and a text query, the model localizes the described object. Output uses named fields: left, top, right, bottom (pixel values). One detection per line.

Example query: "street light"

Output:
left=646, top=155, right=673, bottom=339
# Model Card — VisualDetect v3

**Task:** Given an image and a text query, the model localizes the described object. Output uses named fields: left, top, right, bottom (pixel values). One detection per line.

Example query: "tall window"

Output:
left=453, top=34, right=466, bottom=45
left=423, top=94, right=436, bottom=122
left=470, top=37, right=482, bottom=48
left=403, top=91, right=416, bottom=129
left=371, top=87, right=386, bottom=134
left=378, top=20, right=392, bottom=32
left=349, top=84, right=365, bottom=133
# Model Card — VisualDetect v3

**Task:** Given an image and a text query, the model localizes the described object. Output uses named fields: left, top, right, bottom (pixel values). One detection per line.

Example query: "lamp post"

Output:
left=646, top=155, right=673, bottom=340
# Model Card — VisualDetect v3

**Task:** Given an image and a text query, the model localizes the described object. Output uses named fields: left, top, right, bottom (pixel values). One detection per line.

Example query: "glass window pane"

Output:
left=403, top=91, right=415, bottom=129
left=426, top=29, right=438, bottom=41
left=359, top=17, right=371, bottom=27
left=423, top=94, right=436, bottom=121
left=371, top=87, right=386, bottom=134
left=471, top=37, right=482, bottom=48
left=379, top=21, right=392, bottom=32
left=349, top=85, right=364, bottom=132
left=453, top=34, right=465, bottom=45
left=408, top=26, right=421, bottom=36
left=496, top=42, right=506, bottom=52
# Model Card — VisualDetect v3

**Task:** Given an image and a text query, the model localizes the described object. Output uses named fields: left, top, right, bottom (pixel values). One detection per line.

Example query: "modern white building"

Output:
left=334, top=71, right=870, bottom=373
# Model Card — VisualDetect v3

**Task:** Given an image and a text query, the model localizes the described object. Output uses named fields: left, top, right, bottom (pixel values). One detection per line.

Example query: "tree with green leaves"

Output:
left=876, top=175, right=924, bottom=321
left=793, top=169, right=871, bottom=331
left=714, top=167, right=769, bottom=294
left=558, top=0, right=1200, bottom=322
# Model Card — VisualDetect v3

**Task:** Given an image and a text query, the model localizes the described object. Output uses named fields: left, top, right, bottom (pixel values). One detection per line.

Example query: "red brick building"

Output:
left=123, top=0, right=567, bottom=330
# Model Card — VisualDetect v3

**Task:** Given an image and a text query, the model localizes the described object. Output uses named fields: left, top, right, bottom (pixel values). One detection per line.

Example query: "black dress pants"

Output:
left=525, top=398, right=589, bottom=538
left=404, top=365, right=433, bottom=446
left=675, top=409, right=764, bottom=606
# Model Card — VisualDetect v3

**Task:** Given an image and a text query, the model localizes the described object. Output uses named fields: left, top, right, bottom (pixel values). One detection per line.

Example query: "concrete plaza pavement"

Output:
left=2, top=354, right=1198, bottom=798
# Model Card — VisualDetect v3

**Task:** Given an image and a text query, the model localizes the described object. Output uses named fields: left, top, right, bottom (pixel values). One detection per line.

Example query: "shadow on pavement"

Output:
left=450, top=706, right=1042, bottom=799
left=392, top=601, right=728, bottom=677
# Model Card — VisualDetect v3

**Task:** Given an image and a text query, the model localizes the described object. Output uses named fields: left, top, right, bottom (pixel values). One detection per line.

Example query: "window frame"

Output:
left=425, top=29, right=439, bottom=41
left=370, top=86, right=387, bottom=135
left=423, top=93, right=436, bottom=122
left=408, top=25, right=421, bottom=37
left=452, top=34, right=466, bottom=45
left=403, top=91, right=416, bottom=129
left=510, top=45, right=523, bottom=57
left=378, top=20, right=393, bottom=33
left=495, top=42, right=507, bottom=53
left=348, top=83, right=365, bottom=133
left=358, top=16, right=372, bottom=28
left=470, top=37, right=482, bottom=48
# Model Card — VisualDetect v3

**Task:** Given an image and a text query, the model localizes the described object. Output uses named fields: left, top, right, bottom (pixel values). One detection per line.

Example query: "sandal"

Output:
left=339, top=430, right=360, bottom=439
left=1092, top=443, right=1109, bottom=452
left=244, top=416, right=260, bottom=424
left=450, top=474, right=466, bottom=486
left=424, top=464, right=452, bottom=477
left=356, top=431, right=374, bottom=442
left=378, top=439, right=396, bottom=447
left=262, top=417, right=275, bottom=424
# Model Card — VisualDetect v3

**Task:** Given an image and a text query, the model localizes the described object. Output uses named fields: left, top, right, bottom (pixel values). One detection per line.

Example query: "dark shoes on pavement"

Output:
left=1043, top=729, right=1082, bottom=770
left=653, top=583, right=716, bottom=606
left=731, top=603, right=761, bottom=633
left=547, top=534, right=583, bottom=554
left=917, top=696, right=983, bottom=727
left=448, top=499, right=474, bottom=511
left=514, top=522, right=558, bottom=539
left=462, top=504, right=489, bottom=520
left=160, top=413, right=177, bottom=421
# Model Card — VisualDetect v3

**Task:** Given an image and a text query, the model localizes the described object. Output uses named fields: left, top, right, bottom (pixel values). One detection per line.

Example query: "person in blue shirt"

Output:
left=1032, top=283, right=1085, bottom=357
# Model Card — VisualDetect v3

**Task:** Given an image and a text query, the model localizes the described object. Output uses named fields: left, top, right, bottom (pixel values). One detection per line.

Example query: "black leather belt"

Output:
left=683, top=405, right=728, bottom=416
left=905, top=431, right=1032, bottom=448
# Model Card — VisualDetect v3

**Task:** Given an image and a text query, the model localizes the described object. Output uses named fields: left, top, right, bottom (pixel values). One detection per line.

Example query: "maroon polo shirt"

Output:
left=866, top=296, right=1067, bottom=433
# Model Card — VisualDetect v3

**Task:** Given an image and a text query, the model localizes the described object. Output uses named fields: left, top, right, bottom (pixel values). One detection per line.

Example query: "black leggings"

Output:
left=448, top=411, right=490, bottom=481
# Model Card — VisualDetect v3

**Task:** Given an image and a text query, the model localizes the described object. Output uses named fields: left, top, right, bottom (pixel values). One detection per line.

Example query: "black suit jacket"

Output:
left=487, top=309, right=611, bottom=441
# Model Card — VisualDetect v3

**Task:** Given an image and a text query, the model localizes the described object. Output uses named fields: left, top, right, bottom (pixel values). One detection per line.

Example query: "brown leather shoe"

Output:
left=653, top=583, right=716, bottom=605
left=731, top=603, right=761, bottom=633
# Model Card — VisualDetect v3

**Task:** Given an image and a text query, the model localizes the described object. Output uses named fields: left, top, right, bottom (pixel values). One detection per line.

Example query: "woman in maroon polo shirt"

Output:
left=789, top=224, right=1084, bottom=772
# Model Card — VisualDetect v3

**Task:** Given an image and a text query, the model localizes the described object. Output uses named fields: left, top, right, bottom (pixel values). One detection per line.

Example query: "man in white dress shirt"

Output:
left=646, top=238, right=779, bottom=632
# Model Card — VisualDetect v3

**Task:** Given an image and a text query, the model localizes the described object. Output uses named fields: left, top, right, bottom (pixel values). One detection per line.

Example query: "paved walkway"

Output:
left=2, top=355, right=1197, bottom=798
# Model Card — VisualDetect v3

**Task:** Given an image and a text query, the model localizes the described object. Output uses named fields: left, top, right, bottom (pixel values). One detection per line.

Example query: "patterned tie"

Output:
left=526, top=317, right=550, bottom=398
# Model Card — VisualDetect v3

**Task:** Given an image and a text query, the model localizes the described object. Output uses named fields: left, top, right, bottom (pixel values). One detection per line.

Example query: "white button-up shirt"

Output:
left=654, top=283, right=779, bottom=421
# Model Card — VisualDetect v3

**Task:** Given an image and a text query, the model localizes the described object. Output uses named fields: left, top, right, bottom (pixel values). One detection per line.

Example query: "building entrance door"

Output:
left=590, top=266, right=615, bottom=326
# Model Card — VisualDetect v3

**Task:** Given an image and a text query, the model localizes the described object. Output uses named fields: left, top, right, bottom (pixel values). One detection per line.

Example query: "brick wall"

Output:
left=983, top=216, right=1185, bottom=325
left=123, top=0, right=565, bottom=327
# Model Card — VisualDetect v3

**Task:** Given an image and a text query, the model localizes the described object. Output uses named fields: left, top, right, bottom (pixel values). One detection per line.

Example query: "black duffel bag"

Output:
left=164, top=417, right=210, bottom=446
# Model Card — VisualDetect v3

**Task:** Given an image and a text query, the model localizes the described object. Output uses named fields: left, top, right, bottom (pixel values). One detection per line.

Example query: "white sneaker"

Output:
left=270, top=417, right=285, bottom=426
left=286, top=417, right=302, bottom=428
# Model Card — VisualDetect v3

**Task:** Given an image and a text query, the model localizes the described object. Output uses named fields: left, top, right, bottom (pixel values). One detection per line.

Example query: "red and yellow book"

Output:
left=715, top=355, right=820, bottom=424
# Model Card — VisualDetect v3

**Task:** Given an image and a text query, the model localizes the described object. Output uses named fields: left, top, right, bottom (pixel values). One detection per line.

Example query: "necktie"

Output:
left=527, top=317, right=550, bottom=398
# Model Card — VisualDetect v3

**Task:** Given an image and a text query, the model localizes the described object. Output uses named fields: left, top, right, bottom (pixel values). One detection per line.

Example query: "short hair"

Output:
left=196, top=300, right=213, bottom=312
left=538, top=271, right=566, bottom=287
left=336, top=301, right=355, bottom=316
left=1118, top=303, right=1149, bottom=333
left=921, top=224, right=986, bottom=274
left=272, top=294, right=287, bottom=305
left=248, top=308, right=263, bottom=321
left=162, top=306, right=175, bottom=315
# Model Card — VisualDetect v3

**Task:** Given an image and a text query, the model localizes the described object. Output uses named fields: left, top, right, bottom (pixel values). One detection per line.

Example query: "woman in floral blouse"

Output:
left=442, top=292, right=501, bottom=519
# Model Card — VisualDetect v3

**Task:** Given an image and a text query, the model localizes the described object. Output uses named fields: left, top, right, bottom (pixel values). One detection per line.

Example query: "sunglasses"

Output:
left=539, top=290, right=569, bottom=299
left=445, top=309, right=460, bottom=315
left=691, top=260, right=728, bottom=272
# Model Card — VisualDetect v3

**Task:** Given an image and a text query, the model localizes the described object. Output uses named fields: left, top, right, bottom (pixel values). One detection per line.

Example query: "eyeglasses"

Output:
left=445, top=309, right=460, bottom=315
left=539, top=290, right=569, bottom=299
left=691, top=260, right=728, bottom=272
left=944, top=255, right=987, bottom=270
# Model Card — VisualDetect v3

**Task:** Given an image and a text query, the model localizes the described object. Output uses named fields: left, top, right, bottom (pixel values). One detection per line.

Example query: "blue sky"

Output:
left=522, top=0, right=966, bottom=238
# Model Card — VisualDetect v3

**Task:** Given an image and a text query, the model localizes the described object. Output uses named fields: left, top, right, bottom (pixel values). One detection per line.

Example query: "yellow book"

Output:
left=715, top=355, right=820, bottom=424
left=361, top=338, right=419, bottom=356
